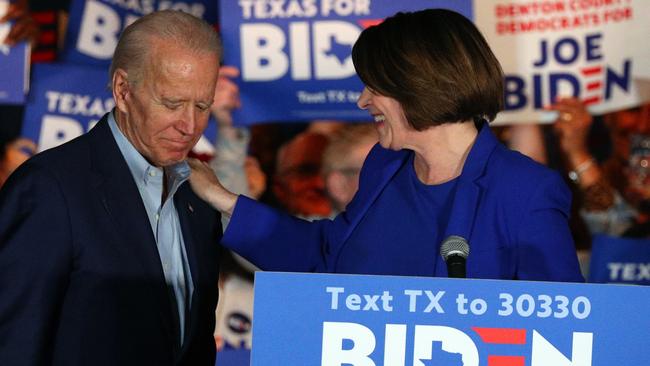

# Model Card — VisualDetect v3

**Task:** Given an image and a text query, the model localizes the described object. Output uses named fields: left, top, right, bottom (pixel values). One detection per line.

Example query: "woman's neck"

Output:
left=408, top=121, right=479, bottom=185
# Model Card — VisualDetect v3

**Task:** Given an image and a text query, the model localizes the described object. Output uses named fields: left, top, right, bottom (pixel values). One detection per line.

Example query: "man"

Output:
left=321, top=123, right=377, bottom=215
left=0, top=11, right=222, bottom=366
left=273, top=131, right=332, bottom=218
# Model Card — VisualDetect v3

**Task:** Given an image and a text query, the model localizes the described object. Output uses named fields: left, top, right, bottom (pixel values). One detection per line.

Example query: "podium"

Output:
left=249, top=272, right=650, bottom=366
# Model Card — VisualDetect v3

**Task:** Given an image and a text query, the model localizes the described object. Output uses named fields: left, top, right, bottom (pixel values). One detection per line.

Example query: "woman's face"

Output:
left=357, top=87, right=414, bottom=150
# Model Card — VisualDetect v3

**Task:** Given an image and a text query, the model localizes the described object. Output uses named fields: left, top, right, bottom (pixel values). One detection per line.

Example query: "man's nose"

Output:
left=178, top=106, right=197, bottom=135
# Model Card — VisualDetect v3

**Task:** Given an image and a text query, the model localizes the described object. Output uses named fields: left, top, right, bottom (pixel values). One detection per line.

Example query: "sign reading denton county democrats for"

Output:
left=252, top=272, right=650, bottom=366
left=61, top=0, right=218, bottom=67
left=219, top=1, right=472, bottom=125
left=588, top=234, right=650, bottom=285
left=475, top=0, right=650, bottom=125
left=21, top=63, right=218, bottom=155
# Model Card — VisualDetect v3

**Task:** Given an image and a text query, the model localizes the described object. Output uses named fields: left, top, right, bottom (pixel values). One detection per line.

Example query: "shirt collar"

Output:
left=107, top=110, right=190, bottom=187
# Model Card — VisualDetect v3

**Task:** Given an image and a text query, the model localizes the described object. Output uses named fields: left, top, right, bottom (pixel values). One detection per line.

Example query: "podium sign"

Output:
left=252, top=272, right=650, bottom=366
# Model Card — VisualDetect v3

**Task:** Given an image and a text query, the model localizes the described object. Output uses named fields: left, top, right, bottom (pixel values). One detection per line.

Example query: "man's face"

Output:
left=116, top=40, right=219, bottom=167
left=624, top=135, right=650, bottom=210
left=274, top=132, right=331, bottom=217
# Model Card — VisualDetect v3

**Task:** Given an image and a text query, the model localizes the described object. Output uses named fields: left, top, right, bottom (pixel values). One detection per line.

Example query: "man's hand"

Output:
left=211, top=66, right=241, bottom=126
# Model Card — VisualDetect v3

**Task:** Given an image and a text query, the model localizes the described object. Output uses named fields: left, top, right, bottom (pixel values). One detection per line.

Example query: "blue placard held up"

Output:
left=22, top=63, right=114, bottom=151
left=252, top=272, right=650, bottom=366
left=21, top=62, right=218, bottom=154
left=219, top=0, right=472, bottom=125
left=61, top=0, right=218, bottom=67
left=588, top=234, right=650, bottom=285
left=0, top=41, right=29, bottom=105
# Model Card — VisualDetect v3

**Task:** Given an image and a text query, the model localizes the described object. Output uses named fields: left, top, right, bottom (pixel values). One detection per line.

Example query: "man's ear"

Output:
left=112, top=69, right=130, bottom=113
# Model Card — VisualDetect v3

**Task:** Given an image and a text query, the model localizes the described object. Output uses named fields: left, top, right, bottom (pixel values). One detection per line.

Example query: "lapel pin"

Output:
left=188, top=204, right=194, bottom=213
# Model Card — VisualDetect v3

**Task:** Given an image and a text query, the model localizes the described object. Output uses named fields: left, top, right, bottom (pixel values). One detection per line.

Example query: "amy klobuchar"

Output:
left=188, top=9, right=584, bottom=282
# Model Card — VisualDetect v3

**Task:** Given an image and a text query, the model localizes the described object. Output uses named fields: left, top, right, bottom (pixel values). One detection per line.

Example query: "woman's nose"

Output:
left=357, top=87, right=372, bottom=110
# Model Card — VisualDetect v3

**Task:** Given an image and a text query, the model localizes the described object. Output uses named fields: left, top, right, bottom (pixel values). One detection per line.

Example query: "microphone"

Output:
left=440, top=235, right=470, bottom=278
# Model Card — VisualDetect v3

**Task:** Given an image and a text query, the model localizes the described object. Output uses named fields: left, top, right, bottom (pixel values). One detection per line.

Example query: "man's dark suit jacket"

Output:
left=0, top=114, right=222, bottom=366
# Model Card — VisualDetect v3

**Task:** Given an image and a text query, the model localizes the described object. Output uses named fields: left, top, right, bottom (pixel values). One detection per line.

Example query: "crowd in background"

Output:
left=1, top=0, right=649, bottom=352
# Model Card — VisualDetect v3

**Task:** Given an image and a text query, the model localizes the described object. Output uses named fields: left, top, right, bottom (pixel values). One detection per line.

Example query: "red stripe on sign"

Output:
left=38, top=30, right=56, bottom=45
left=472, top=327, right=526, bottom=344
left=31, top=51, right=57, bottom=63
left=358, top=19, right=383, bottom=28
left=488, top=355, right=525, bottom=366
left=581, top=66, right=602, bottom=76
left=583, top=96, right=601, bottom=105
left=586, top=81, right=602, bottom=91
left=32, top=11, right=56, bottom=24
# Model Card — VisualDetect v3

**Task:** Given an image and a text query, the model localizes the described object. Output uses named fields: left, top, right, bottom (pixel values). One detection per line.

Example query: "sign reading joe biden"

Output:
left=252, top=272, right=650, bottom=366
left=219, top=0, right=472, bottom=125
left=62, top=0, right=218, bottom=67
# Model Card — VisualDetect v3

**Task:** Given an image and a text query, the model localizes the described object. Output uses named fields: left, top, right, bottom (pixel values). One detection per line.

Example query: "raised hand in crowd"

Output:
left=549, top=97, right=601, bottom=187
left=211, top=65, right=241, bottom=126
left=207, top=64, right=267, bottom=203
left=0, top=0, right=39, bottom=46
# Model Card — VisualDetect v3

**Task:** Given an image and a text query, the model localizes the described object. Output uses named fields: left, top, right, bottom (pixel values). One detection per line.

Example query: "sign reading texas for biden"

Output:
left=22, top=63, right=114, bottom=152
left=61, top=0, right=218, bottom=67
left=21, top=63, right=217, bottom=155
left=252, top=272, right=650, bottom=365
left=219, top=1, right=472, bottom=125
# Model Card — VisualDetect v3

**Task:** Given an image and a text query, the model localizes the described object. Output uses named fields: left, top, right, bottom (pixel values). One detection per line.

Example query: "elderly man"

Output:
left=0, top=11, right=222, bottom=366
left=321, top=123, right=378, bottom=215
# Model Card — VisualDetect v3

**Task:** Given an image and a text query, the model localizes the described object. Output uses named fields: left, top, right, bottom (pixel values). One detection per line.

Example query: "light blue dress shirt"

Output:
left=108, top=112, right=194, bottom=345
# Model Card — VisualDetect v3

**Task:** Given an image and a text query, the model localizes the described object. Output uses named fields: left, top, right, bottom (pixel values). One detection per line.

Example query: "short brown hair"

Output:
left=352, top=9, right=504, bottom=130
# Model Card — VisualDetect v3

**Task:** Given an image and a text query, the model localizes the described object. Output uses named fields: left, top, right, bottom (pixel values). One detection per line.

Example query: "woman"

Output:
left=189, top=9, right=583, bottom=281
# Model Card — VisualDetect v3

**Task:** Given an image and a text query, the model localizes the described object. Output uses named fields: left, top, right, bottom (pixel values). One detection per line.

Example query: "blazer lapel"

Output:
left=174, top=183, right=202, bottom=350
left=331, top=146, right=410, bottom=269
left=435, top=122, right=498, bottom=276
left=88, top=115, right=178, bottom=351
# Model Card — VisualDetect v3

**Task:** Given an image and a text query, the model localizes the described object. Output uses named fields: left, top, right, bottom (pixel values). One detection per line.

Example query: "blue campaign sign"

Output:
left=216, top=349, right=251, bottom=366
left=22, top=63, right=114, bottom=152
left=588, top=234, right=650, bottom=285
left=252, top=272, right=650, bottom=366
left=61, top=0, right=218, bottom=67
left=219, top=0, right=472, bottom=125
left=0, top=42, right=30, bottom=105
left=22, top=62, right=218, bottom=154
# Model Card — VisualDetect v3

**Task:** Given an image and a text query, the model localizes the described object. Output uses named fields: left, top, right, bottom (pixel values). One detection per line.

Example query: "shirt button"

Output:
left=149, top=170, right=156, bottom=177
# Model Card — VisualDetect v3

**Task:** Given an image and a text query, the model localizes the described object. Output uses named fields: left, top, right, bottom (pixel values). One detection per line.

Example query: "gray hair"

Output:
left=322, top=124, right=377, bottom=175
left=108, top=10, right=221, bottom=89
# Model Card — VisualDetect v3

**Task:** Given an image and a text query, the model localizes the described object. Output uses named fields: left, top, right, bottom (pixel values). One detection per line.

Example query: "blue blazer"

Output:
left=0, top=115, right=222, bottom=366
left=223, top=123, right=583, bottom=282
